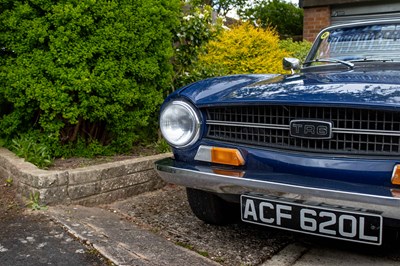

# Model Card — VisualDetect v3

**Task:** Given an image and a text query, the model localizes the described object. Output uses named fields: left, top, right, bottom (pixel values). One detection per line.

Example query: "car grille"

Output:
left=205, top=105, right=400, bottom=156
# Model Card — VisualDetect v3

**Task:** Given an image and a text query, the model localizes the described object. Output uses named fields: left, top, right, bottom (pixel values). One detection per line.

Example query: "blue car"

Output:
left=155, top=20, right=400, bottom=246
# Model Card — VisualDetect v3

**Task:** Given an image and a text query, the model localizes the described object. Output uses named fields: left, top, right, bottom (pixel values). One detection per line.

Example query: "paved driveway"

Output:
left=108, top=185, right=400, bottom=266
left=3, top=184, right=400, bottom=266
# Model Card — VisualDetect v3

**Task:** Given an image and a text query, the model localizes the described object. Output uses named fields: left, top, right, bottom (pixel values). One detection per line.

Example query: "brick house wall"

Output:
left=300, top=0, right=397, bottom=42
left=303, top=6, right=331, bottom=42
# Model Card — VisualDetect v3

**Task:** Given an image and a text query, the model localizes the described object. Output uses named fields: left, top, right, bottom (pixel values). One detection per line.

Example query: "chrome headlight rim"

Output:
left=160, top=100, right=201, bottom=148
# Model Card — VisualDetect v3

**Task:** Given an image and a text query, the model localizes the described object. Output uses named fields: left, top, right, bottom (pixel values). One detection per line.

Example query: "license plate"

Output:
left=241, top=195, right=383, bottom=245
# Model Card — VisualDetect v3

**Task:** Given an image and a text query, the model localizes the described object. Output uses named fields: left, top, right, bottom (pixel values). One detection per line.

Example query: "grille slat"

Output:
left=205, top=106, right=400, bottom=156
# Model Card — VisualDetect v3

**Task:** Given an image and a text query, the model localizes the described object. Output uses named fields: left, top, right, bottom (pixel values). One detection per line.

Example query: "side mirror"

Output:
left=283, top=57, right=301, bottom=73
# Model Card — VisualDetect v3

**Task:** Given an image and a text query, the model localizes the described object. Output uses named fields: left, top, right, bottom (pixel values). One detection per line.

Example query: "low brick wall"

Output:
left=0, top=148, right=171, bottom=206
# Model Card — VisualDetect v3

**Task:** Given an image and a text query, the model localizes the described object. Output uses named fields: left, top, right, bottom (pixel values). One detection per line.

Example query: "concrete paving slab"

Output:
left=261, top=243, right=310, bottom=266
left=293, top=246, right=400, bottom=266
left=262, top=241, right=400, bottom=266
left=48, top=205, right=219, bottom=266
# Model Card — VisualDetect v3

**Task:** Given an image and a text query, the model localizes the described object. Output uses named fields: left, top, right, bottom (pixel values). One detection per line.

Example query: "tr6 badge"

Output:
left=290, top=120, right=333, bottom=139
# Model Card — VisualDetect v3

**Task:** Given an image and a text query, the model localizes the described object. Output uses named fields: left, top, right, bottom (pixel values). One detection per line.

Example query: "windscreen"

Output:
left=311, top=24, right=400, bottom=62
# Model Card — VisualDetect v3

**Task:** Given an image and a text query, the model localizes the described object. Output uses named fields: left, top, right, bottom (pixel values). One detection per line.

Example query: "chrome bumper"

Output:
left=155, top=157, right=400, bottom=221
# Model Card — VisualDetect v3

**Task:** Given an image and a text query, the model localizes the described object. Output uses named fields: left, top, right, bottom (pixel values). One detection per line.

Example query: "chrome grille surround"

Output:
left=205, top=105, right=400, bottom=155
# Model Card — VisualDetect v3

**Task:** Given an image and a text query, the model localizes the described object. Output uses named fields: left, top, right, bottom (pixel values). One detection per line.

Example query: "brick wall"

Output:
left=303, top=6, right=331, bottom=42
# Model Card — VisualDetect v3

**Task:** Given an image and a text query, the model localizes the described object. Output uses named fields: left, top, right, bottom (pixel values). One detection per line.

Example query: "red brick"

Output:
left=303, top=6, right=331, bottom=42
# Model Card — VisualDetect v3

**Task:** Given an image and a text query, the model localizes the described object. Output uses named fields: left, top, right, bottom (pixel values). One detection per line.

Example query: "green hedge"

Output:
left=0, top=0, right=180, bottom=157
left=279, top=38, right=312, bottom=64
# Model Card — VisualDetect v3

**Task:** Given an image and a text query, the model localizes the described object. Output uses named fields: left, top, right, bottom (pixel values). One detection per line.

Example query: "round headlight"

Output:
left=160, top=100, right=201, bottom=148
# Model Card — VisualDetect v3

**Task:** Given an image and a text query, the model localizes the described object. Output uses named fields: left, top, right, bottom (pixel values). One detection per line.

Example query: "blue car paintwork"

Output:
left=175, top=70, right=400, bottom=109
left=168, top=74, right=276, bottom=105
left=172, top=138, right=398, bottom=188
left=163, top=69, right=400, bottom=190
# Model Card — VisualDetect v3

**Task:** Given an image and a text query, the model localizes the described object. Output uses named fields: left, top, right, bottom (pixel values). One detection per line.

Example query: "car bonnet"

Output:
left=178, top=71, right=400, bottom=109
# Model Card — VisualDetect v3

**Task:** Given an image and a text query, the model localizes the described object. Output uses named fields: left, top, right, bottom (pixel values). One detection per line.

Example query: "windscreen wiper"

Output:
left=350, top=57, right=394, bottom=63
left=304, top=58, right=354, bottom=69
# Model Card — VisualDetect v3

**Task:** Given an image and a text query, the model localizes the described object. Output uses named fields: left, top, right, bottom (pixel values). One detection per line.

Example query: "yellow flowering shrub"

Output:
left=198, top=23, right=290, bottom=75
